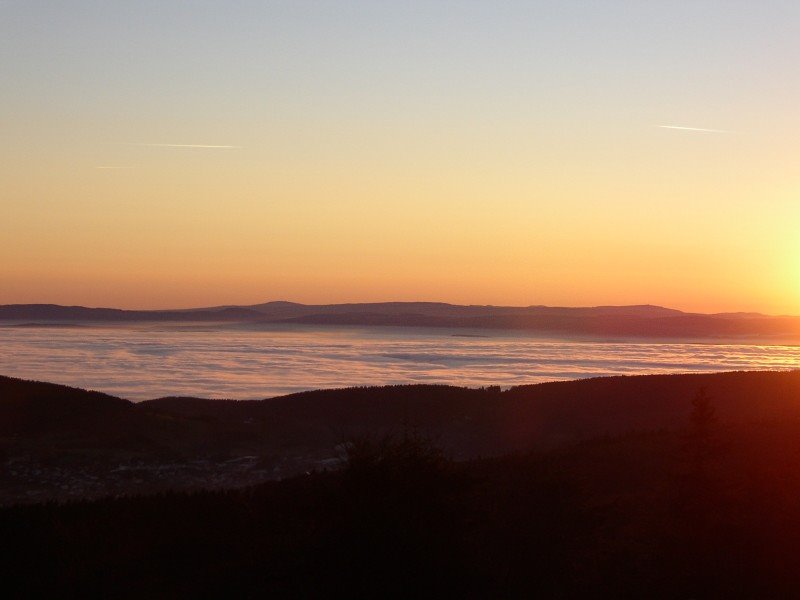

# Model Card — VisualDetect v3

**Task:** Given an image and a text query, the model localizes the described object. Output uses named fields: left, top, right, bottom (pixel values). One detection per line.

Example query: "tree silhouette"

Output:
left=687, top=387, right=717, bottom=476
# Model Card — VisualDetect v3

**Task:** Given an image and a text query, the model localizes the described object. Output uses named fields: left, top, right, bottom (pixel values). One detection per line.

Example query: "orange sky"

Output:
left=2, top=2, right=799, bottom=314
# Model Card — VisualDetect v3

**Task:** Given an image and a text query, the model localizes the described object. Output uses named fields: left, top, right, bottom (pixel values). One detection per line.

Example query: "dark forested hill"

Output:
left=6, top=371, right=800, bottom=596
left=140, top=370, right=800, bottom=450
left=3, top=370, right=800, bottom=505
left=5, top=372, right=800, bottom=597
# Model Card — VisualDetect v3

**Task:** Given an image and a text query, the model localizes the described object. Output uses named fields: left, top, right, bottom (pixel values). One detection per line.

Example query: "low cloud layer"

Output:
left=1, top=324, right=796, bottom=401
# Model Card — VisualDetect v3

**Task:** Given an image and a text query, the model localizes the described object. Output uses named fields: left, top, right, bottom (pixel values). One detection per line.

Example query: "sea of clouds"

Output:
left=1, top=323, right=798, bottom=401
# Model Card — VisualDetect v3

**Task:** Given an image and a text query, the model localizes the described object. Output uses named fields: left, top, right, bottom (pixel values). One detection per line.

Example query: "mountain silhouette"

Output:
left=2, top=301, right=799, bottom=341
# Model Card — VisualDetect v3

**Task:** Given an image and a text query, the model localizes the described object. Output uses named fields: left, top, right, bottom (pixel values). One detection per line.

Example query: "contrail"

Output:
left=657, top=125, right=734, bottom=134
left=128, top=143, right=242, bottom=149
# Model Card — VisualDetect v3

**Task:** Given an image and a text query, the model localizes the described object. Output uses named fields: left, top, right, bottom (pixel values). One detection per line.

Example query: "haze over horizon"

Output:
left=2, top=1, right=799, bottom=314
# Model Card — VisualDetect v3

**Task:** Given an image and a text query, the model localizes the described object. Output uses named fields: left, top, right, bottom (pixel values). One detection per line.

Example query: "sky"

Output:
left=1, top=1, right=799, bottom=313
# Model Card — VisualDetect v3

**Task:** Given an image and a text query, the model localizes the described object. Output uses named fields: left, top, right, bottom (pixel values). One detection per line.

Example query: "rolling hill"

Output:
left=3, top=369, right=800, bottom=505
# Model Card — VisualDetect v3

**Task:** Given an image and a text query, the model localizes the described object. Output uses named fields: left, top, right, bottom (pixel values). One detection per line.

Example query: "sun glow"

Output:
left=1, top=2, right=799, bottom=314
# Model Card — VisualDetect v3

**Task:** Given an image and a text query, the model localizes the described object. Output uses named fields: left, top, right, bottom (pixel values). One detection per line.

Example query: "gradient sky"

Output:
left=2, top=1, right=799, bottom=313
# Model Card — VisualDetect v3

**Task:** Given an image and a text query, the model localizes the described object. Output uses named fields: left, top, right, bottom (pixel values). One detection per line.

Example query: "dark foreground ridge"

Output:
left=3, top=370, right=800, bottom=596
left=3, top=370, right=800, bottom=504
left=3, top=300, right=800, bottom=340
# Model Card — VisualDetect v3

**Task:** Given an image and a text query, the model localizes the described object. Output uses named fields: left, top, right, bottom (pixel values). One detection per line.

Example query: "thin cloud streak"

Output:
left=658, top=125, right=735, bottom=134
left=128, top=143, right=242, bottom=149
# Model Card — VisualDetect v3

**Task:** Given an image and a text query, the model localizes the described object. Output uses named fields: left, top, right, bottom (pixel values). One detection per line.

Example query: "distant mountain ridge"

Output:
left=2, top=301, right=799, bottom=341
left=0, top=303, right=264, bottom=322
